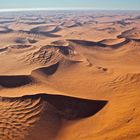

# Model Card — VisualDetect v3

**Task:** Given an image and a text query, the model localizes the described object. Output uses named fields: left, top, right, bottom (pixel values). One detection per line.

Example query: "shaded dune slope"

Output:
left=0, top=75, right=33, bottom=88
left=0, top=20, right=15, bottom=24
left=19, top=21, right=46, bottom=25
left=15, top=38, right=37, bottom=44
left=32, top=62, right=59, bottom=75
left=18, top=25, right=62, bottom=38
left=0, top=47, right=8, bottom=53
left=51, top=40, right=69, bottom=46
left=68, top=38, right=131, bottom=49
left=0, top=26, right=13, bottom=34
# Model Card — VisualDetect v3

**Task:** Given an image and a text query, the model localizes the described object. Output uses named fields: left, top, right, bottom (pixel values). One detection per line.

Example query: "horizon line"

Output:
left=0, top=8, right=140, bottom=12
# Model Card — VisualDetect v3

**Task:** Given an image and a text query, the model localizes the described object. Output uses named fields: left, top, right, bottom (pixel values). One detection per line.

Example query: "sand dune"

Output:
left=0, top=26, right=13, bottom=33
left=0, top=19, right=15, bottom=24
left=30, top=25, right=61, bottom=33
left=28, top=25, right=62, bottom=37
left=51, top=40, right=69, bottom=46
left=0, top=10, right=140, bottom=140
left=119, top=28, right=140, bottom=40
left=0, top=94, right=107, bottom=140
left=69, top=38, right=131, bottom=49
left=23, top=43, right=78, bottom=66
left=32, top=62, right=59, bottom=76
left=15, top=38, right=37, bottom=44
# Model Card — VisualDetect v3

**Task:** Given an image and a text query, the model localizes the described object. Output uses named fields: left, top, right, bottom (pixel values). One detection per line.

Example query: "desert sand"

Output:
left=0, top=10, right=140, bottom=140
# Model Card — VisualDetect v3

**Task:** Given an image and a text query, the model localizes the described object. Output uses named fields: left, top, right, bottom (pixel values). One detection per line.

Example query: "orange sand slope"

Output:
left=0, top=10, right=140, bottom=140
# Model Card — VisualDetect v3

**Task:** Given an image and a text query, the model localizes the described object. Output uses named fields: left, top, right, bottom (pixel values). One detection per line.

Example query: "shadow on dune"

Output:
left=132, top=38, right=140, bottom=42
left=0, top=47, right=8, bottom=53
left=19, top=21, right=46, bottom=25
left=55, top=46, right=73, bottom=55
left=44, top=93, right=108, bottom=120
left=69, top=38, right=131, bottom=49
left=30, top=25, right=61, bottom=33
left=24, top=25, right=62, bottom=37
left=4, top=93, right=108, bottom=120
left=0, top=20, right=15, bottom=24
left=0, top=27, right=13, bottom=34
left=10, top=44, right=32, bottom=49
left=68, top=39, right=106, bottom=47
left=34, top=32, right=61, bottom=37
left=19, top=30, right=61, bottom=38
left=0, top=75, right=33, bottom=88
left=32, top=62, right=59, bottom=76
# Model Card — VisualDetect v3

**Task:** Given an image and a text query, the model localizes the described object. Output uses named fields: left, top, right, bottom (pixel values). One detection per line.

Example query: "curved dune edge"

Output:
left=0, top=93, right=107, bottom=140
left=0, top=60, right=82, bottom=89
left=17, top=25, right=62, bottom=38
left=68, top=38, right=131, bottom=49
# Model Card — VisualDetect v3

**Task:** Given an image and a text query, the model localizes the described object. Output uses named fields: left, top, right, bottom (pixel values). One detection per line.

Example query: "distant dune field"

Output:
left=0, top=10, right=140, bottom=140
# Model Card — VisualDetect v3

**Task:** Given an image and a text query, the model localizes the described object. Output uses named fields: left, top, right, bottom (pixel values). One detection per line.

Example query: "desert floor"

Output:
left=0, top=10, right=140, bottom=140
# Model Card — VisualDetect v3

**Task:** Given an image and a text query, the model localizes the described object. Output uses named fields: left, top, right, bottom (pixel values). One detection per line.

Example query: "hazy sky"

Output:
left=0, top=0, right=139, bottom=10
